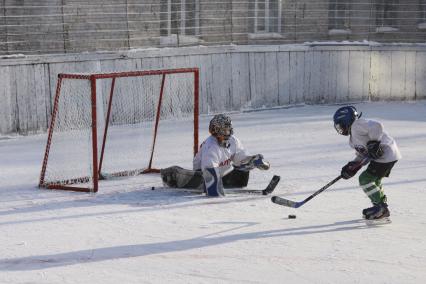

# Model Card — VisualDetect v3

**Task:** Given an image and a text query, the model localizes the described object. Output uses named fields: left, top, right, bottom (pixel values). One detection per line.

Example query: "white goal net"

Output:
left=39, top=68, right=199, bottom=192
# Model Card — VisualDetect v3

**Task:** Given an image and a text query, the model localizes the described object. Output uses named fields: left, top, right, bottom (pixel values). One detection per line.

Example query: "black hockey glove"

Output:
left=366, top=140, right=384, bottom=160
left=341, top=161, right=362, bottom=179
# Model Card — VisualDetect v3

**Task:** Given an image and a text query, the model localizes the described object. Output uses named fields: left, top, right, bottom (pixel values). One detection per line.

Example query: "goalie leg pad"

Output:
left=161, top=166, right=204, bottom=189
left=203, top=167, right=225, bottom=197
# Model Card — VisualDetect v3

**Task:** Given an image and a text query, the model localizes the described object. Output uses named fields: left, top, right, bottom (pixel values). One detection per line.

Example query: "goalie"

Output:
left=160, top=114, right=270, bottom=196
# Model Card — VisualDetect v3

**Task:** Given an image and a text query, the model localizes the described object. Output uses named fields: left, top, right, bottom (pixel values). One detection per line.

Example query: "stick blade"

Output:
left=262, top=175, right=281, bottom=195
left=271, top=196, right=301, bottom=208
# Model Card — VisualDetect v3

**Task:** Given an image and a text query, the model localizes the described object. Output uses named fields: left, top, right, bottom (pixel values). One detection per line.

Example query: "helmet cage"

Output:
left=209, top=114, right=233, bottom=140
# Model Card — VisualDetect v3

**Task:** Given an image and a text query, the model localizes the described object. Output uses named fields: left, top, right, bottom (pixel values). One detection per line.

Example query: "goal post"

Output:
left=39, top=68, right=199, bottom=193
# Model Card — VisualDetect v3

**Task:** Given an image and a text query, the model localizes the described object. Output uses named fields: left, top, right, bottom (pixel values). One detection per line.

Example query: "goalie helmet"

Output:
left=209, top=114, right=233, bottom=140
left=333, top=106, right=360, bottom=136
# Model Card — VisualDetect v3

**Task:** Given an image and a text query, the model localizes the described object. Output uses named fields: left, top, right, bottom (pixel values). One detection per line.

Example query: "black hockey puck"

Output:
left=288, top=214, right=296, bottom=219
left=151, top=186, right=155, bottom=190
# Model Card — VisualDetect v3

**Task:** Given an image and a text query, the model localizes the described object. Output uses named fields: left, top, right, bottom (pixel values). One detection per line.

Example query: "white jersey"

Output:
left=350, top=118, right=401, bottom=163
left=193, top=135, right=250, bottom=176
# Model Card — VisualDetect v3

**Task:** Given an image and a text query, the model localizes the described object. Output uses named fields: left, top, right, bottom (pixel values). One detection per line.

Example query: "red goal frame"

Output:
left=39, top=68, right=199, bottom=193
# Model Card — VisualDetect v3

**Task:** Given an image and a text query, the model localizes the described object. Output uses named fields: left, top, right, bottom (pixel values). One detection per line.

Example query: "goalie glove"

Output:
left=236, top=154, right=270, bottom=171
left=253, top=154, right=270, bottom=170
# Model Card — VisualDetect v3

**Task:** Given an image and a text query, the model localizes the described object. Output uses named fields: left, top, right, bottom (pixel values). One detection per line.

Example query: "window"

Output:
left=328, top=0, right=351, bottom=32
left=376, top=0, right=399, bottom=31
left=250, top=0, right=282, bottom=35
left=160, top=0, right=199, bottom=45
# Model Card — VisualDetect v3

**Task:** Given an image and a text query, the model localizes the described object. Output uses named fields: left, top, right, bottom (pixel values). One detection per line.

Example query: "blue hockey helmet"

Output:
left=333, top=106, right=360, bottom=136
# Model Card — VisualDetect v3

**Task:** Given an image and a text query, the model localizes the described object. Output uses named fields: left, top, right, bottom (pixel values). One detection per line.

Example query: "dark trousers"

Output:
left=366, top=161, right=397, bottom=178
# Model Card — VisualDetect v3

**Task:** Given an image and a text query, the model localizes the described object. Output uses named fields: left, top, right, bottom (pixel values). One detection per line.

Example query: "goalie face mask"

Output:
left=209, top=114, right=233, bottom=147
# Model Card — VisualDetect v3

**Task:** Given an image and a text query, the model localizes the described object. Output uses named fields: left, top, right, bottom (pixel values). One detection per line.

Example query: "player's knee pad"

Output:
left=359, top=170, right=384, bottom=204
left=358, top=170, right=376, bottom=186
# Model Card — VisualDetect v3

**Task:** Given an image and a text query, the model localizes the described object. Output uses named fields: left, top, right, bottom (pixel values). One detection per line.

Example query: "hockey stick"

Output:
left=271, top=158, right=369, bottom=208
left=271, top=175, right=342, bottom=208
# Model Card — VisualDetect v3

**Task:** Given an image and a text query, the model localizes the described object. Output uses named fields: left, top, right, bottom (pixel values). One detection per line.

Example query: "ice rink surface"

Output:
left=0, top=101, right=425, bottom=284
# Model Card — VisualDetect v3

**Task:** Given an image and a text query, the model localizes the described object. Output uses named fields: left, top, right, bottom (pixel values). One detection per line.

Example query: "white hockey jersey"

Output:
left=193, top=135, right=250, bottom=176
left=350, top=118, right=401, bottom=163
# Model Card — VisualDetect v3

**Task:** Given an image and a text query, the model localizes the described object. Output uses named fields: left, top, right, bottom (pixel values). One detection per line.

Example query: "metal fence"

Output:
left=1, top=1, right=426, bottom=55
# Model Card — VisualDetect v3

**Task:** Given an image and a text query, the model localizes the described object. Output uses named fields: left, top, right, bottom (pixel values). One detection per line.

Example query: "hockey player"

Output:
left=333, top=106, right=401, bottom=220
left=161, top=114, right=270, bottom=196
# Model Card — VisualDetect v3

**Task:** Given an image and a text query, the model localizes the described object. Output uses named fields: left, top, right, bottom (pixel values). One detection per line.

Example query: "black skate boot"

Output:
left=362, top=202, right=390, bottom=220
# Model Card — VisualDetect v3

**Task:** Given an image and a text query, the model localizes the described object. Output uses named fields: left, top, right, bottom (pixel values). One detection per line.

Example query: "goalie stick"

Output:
left=259, top=175, right=280, bottom=195
left=155, top=175, right=280, bottom=196
left=226, top=174, right=279, bottom=195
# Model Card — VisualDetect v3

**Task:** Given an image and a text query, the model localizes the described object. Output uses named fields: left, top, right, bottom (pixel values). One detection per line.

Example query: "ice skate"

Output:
left=363, top=202, right=391, bottom=225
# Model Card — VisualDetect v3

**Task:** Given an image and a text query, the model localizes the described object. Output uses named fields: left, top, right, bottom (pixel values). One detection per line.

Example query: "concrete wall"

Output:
left=0, top=44, right=425, bottom=135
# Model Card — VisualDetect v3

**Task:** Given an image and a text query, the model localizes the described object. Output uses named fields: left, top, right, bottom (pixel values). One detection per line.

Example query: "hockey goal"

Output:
left=39, top=68, right=199, bottom=192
